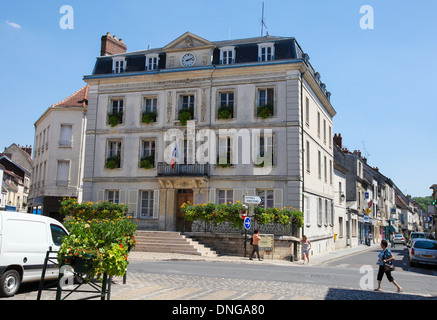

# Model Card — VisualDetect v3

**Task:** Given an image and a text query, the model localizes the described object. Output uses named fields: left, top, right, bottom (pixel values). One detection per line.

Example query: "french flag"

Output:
left=170, top=146, right=178, bottom=169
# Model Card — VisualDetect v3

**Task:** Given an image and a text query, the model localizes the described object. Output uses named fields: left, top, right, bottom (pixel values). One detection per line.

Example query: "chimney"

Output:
left=333, top=133, right=342, bottom=148
left=100, top=32, right=127, bottom=56
left=21, top=145, right=32, bottom=157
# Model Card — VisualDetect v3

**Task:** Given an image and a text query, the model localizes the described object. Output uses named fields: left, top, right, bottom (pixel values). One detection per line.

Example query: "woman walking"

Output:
left=375, top=240, right=402, bottom=292
left=301, top=235, right=311, bottom=264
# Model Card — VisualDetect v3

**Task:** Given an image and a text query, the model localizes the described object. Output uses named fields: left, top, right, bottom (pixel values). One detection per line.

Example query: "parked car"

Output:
left=393, top=234, right=406, bottom=245
left=407, top=232, right=427, bottom=247
left=0, top=211, right=68, bottom=297
left=409, top=239, right=437, bottom=267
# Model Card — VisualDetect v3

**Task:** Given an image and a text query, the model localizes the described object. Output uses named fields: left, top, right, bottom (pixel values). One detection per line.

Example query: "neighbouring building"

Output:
left=0, top=164, right=6, bottom=209
left=0, top=155, right=30, bottom=211
left=28, top=85, right=88, bottom=220
left=82, top=32, right=337, bottom=255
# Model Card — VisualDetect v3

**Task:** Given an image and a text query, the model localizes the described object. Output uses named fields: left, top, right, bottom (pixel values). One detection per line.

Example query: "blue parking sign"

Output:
left=244, top=217, right=251, bottom=230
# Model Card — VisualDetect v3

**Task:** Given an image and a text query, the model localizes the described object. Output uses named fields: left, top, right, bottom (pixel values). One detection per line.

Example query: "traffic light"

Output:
left=433, top=199, right=437, bottom=206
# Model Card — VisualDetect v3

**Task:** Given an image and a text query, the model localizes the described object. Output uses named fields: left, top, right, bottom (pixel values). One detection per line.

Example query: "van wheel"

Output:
left=1, top=270, right=21, bottom=297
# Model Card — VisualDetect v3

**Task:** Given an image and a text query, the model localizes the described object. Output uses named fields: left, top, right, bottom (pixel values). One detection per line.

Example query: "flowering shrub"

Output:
left=181, top=201, right=245, bottom=229
left=58, top=199, right=137, bottom=278
left=254, top=206, right=304, bottom=228
left=180, top=201, right=303, bottom=229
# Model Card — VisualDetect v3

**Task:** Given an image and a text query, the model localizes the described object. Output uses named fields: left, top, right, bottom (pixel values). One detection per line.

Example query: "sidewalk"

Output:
left=128, top=243, right=380, bottom=267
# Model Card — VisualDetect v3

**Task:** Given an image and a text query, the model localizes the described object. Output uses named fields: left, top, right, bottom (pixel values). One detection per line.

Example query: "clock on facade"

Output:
left=181, top=53, right=196, bottom=67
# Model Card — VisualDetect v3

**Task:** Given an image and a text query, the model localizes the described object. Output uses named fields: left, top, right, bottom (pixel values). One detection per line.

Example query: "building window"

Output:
left=108, top=98, right=124, bottom=126
left=318, top=197, right=323, bottom=226
left=56, top=160, right=70, bottom=187
left=258, top=43, right=274, bottom=61
left=106, top=190, right=119, bottom=204
left=257, top=88, right=274, bottom=118
left=106, top=141, right=122, bottom=169
left=218, top=189, right=233, bottom=204
left=217, top=91, right=234, bottom=119
left=323, top=119, right=327, bottom=144
left=324, top=156, right=327, bottom=183
left=217, top=136, right=232, bottom=166
left=257, top=189, right=274, bottom=208
left=140, top=190, right=154, bottom=218
left=255, top=133, right=274, bottom=167
left=305, top=97, right=310, bottom=126
left=317, top=112, right=321, bottom=137
left=306, top=140, right=310, bottom=173
left=318, top=151, right=321, bottom=180
left=140, top=140, right=156, bottom=169
left=178, top=94, right=195, bottom=121
left=112, top=58, right=126, bottom=73
left=59, top=124, right=72, bottom=147
left=220, top=47, right=235, bottom=65
left=142, top=97, right=158, bottom=123
left=146, top=54, right=159, bottom=71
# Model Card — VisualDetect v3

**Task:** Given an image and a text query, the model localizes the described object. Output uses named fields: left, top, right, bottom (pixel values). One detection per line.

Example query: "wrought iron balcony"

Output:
left=157, top=162, right=209, bottom=177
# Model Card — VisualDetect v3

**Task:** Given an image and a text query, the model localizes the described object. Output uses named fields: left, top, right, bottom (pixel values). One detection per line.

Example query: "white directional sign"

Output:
left=244, top=196, right=262, bottom=204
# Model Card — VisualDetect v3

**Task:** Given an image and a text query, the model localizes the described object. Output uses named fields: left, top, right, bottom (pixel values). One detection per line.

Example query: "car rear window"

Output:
left=395, top=235, right=403, bottom=237
left=414, top=241, right=437, bottom=250
left=412, top=234, right=426, bottom=239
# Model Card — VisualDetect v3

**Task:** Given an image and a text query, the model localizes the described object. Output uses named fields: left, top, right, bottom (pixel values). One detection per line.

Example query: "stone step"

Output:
left=133, top=231, right=217, bottom=257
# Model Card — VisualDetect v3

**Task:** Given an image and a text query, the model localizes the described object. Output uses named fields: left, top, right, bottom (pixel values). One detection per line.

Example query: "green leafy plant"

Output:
left=257, top=104, right=274, bottom=119
left=218, top=105, right=233, bottom=120
left=140, top=155, right=155, bottom=169
left=105, top=156, right=120, bottom=169
left=108, top=112, right=123, bottom=127
left=178, top=107, right=193, bottom=126
left=141, top=111, right=157, bottom=124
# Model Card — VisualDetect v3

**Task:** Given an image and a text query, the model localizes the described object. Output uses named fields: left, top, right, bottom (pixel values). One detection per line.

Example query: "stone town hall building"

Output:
left=82, top=32, right=336, bottom=254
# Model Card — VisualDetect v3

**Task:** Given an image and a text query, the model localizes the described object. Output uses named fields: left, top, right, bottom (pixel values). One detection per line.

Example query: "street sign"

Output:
left=244, top=196, right=262, bottom=204
left=365, top=208, right=371, bottom=214
left=244, top=217, right=251, bottom=230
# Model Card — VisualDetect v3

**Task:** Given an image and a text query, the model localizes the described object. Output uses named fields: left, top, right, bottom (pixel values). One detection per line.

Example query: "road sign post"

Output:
left=244, top=217, right=251, bottom=257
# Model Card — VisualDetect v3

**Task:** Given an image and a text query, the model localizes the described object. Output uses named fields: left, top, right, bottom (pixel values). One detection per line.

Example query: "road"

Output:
left=3, top=245, right=437, bottom=301
left=119, top=246, right=436, bottom=300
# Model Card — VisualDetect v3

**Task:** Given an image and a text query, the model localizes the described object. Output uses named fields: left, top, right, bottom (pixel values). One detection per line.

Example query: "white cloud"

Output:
left=6, top=20, right=21, bottom=29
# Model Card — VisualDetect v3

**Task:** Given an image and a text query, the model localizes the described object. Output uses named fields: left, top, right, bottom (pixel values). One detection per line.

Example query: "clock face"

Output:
left=181, top=53, right=195, bottom=67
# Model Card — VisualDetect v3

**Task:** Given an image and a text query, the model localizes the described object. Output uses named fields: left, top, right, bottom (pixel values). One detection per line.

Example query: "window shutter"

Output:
left=209, top=188, right=216, bottom=204
left=234, top=188, right=244, bottom=203
left=274, top=189, right=283, bottom=209
left=153, top=190, right=160, bottom=219
left=120, top=190, right=126, bottom=205
left=97, top=190, right=104, bottom=202
left=128, top=190, right=138, bottom=218
left=246, top=188, right=256, bottom=196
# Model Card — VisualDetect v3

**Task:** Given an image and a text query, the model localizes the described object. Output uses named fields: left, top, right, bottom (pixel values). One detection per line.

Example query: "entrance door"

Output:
left=176, top=189, right=193, bottom=231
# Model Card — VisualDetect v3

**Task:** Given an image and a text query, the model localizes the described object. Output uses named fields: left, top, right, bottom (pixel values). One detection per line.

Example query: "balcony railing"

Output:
left=157, top=162, right=209, bottom=177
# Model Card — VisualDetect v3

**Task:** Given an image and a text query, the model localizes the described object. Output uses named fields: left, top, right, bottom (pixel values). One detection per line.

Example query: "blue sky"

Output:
left=1, top=0, right=436, bottom=197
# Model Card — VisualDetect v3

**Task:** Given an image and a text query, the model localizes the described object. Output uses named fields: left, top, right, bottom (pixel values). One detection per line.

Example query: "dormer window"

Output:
left=112, top=57, right=126, bottom=73
left=146, top=54, right=159, bottom=71
left=219, top=46, right=235, bottom=65
left=258, top=43, right=274, bottom=62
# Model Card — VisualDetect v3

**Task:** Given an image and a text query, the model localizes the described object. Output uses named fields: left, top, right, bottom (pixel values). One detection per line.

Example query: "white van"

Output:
left=0, top=211, right=68, bottom=297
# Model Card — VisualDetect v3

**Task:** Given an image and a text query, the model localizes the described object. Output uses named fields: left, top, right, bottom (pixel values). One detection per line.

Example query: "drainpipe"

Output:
left=300, top=70, right=305, bottom=237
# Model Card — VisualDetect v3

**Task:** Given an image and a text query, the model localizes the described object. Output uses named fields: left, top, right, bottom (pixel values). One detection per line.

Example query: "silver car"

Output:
left=393, top=234, right=406, bottom=245
left=409, top=239, right=437, bottom=267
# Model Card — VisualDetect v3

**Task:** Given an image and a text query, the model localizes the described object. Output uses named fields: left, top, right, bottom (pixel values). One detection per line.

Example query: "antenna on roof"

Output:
left=261, top=2, right=268, bottom=36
